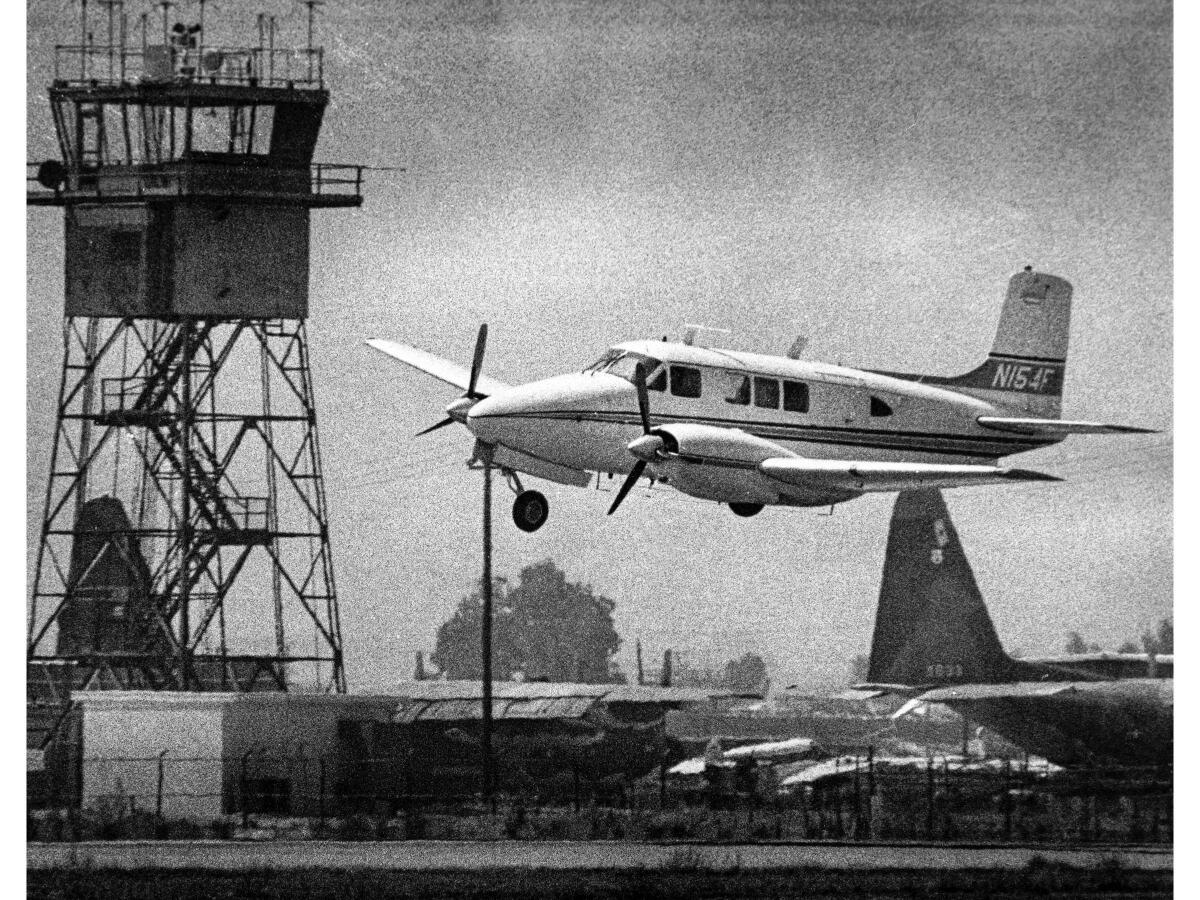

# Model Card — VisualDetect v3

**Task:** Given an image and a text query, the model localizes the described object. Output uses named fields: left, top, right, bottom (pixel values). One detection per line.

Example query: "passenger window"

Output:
left=870, top=396, right=893, bottom=417
left=754, top=377, right=780, bottom=409
left=725, top=374, right=750, bottom=405
left=647, top=365, right=666, bottom=392
left=783, top=381, right=809, bottom=413
left=670, top=365, right=702, bottom=398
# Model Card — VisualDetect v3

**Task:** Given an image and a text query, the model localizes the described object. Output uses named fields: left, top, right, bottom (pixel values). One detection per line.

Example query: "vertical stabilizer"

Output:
left=57, top=496, right=159, bottom=656
left=937, top=269, right=1072, bottom=418
left=867, top=490, right=1013, bottom=685
left=873, top=269, right=1072, bottom=420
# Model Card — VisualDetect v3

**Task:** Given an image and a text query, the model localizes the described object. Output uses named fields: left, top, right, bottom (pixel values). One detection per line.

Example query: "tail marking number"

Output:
left=991, top=363, right=1058, bottom=393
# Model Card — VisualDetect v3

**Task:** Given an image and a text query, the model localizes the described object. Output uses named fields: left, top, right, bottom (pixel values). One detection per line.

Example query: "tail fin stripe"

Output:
left=987, top=352, right=1066, bottom=365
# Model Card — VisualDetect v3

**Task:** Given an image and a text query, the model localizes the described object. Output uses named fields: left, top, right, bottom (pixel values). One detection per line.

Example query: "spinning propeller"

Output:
left=416, top=323, right=489, bottom=436
left=607, top=362, right=669, bottom=515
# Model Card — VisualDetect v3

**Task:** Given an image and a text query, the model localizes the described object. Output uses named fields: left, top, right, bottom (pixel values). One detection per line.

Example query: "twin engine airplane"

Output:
left=367, top=268, right=1151, bottom=532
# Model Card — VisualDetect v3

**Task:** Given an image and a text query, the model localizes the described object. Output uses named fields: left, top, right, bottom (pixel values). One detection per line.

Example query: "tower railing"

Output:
left=53, top=44, right=324, bottom=90
left=27, top=161, right=364, bottom=206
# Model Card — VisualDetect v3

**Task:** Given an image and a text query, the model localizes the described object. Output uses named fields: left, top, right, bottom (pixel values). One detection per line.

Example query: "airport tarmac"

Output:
left=27, top=840, right=1172, bottom=872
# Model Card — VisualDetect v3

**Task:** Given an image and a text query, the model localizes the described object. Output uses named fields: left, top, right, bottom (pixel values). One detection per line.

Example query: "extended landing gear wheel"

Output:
left=729, top=502, right=764, bottom=518
left=513, top=490, right=549, bottom=532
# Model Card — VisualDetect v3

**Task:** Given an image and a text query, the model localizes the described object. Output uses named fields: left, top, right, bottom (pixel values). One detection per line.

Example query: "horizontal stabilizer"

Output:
left=916, top=682, right=1077, bottom=703
left=366, top=338, right=510, bottom=397
left=977, top=416, right=1157, bottom=436
left=759, top=458, right=1060, bottom=494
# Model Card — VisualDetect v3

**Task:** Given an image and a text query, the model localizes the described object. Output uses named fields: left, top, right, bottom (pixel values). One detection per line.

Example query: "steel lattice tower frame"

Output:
left=27, top=12, right=359, bottom=715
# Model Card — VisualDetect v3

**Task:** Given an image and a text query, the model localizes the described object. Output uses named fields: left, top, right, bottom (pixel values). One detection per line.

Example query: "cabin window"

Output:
left=753, top=377, right=780, bottom=409
left=646, top=366, right=666, bottom=391
left=725, top=374, right=750, bottom=405
left=783, top=380, right=809, bottom=413
left=670, top=365, right=702, bottom=398
left=870, top=396, right=893, bottom=417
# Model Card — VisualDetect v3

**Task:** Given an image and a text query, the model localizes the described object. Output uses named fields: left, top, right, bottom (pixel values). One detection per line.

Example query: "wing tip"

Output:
left=1002, top=468, right=1062, bottom=483
left=1105, top=424, right=1160, bottom=435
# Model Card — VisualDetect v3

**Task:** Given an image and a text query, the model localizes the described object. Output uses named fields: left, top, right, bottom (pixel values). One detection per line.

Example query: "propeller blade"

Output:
left=416, top=417, right=456, bottom=436
left=607, top=460, right=647, bottom=516
left=633, top=361, right=652, bottom=435
left=467, top=323, right=488, bottom=398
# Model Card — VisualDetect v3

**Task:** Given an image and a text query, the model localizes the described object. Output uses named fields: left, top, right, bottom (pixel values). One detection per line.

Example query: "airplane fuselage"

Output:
left=467, top=341, right=1058, bottom=503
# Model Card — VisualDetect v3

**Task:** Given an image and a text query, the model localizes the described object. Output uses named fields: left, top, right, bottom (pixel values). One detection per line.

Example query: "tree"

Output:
left=1064, top=631, right=1101, bottom=654
left=724, top=652, right=769, bottom=694
left=1142, top=617, right=1173, bottom=655
left=1117, top=640, right=1140, bottom=654
left=1064, top=631, right=1088, bottom=655
left=431, top=559, right=624, bottom=683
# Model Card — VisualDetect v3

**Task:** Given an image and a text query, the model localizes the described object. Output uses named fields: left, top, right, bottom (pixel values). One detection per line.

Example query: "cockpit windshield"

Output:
left=584, top=349, right=666, bottom=387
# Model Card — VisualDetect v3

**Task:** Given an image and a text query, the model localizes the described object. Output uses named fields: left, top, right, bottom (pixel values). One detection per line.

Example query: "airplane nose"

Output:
left=466, top=373, right=630, bottom=445
left=465, top=394, right=508, bottom=443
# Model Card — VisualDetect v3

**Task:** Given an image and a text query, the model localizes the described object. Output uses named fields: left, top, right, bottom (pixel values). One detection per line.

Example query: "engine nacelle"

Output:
left=650, top=423, right=784, bottom=504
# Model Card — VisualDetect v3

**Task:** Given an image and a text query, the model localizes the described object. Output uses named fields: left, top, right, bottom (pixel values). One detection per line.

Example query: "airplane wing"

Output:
left=759, top=458, right=1060, bottom=494
left=976, top=416, right=1157, bottom=435
left=365, top=338, right=511, bottom=397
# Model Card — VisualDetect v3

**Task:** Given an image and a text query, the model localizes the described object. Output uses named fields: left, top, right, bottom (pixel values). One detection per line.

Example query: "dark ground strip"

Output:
left=27, top=863, right=1172, bottom=900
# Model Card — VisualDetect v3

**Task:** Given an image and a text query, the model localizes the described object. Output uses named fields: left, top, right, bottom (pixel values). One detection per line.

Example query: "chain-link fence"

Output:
left=27, top=750, right=1173, bottom=845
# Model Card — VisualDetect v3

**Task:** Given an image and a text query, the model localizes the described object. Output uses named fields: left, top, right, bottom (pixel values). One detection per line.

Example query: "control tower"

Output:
left=27, top=3, right=359, bottom=740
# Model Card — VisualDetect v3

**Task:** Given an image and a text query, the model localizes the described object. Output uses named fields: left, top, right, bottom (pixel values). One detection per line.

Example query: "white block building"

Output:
left=74, top=691, right=396, bottom=821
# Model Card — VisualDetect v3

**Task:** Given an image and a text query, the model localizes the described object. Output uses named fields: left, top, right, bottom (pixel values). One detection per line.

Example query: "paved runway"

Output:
left=27, top=840, right=1173, bottom=872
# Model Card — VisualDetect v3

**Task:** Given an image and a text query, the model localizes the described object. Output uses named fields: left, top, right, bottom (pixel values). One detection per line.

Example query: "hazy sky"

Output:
left=26, top=0, right=1172, bottom=691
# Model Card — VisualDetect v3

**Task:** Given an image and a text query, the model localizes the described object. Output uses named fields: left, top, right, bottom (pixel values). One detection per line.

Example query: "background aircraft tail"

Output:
left=877, top=269, right=1071, bottom=419
left=866, top=489, right=1017, bottom=686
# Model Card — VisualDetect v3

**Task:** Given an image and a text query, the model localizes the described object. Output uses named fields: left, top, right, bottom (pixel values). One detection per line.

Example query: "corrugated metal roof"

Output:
left=504, top=696, right=597, bottom=719
left=388, top=680, right=736, bottom=724
left=393, top=680, right=609, bottom=701
left=393, top=694, right=599, bottom=724
left=602, top=685, right=735, bottom=704
left=393, top=680, right=734, bottom=704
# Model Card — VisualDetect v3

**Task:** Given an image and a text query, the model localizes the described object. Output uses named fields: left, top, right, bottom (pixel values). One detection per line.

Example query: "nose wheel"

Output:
left=513, top=490, right=549, bottom=533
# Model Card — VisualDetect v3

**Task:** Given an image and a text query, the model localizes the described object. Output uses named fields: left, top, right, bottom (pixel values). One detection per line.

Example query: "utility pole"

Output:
left=481, top=451, right=495, bottom=806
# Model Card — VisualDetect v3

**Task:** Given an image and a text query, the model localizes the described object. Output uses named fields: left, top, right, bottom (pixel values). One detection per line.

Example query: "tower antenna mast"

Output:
left=300, top=0, right=324, bottom=82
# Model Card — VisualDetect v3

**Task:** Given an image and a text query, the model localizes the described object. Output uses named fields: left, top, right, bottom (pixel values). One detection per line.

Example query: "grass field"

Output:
left=27, top=860, right=1172, bottom=899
